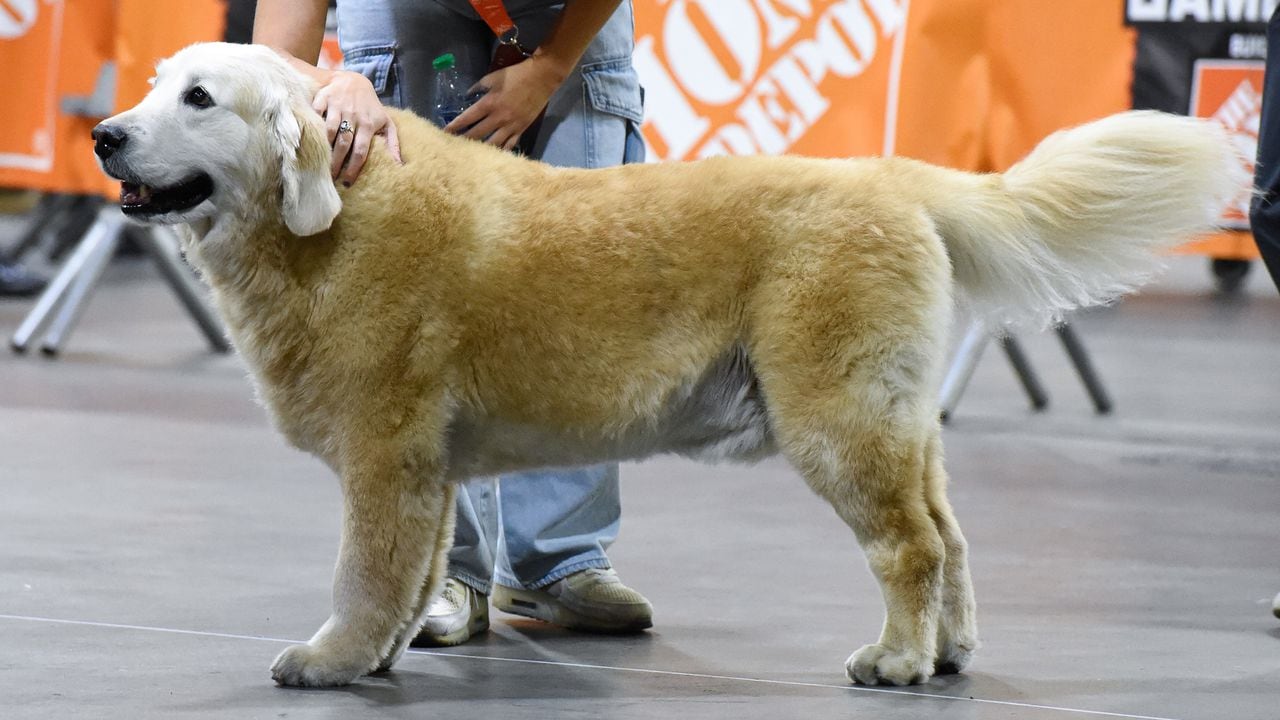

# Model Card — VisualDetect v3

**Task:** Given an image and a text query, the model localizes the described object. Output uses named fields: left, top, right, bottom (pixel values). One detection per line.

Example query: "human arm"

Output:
left=253, top=0, right=402, bottom=184
left=446, top=0, right=625, bottom=150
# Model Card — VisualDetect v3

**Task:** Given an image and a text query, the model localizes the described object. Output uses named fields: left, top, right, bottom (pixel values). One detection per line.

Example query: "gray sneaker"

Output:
left=492, top=568, right=653, bottom=633
left=412, top=578, right=489, bottom=647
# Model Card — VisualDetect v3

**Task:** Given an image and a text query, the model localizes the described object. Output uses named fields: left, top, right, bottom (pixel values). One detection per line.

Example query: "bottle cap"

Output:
left=432, top=53, right=456, bottom=71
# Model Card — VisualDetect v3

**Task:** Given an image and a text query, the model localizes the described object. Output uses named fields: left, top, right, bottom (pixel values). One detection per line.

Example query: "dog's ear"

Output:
left=270, top=100, right=341, bottom=236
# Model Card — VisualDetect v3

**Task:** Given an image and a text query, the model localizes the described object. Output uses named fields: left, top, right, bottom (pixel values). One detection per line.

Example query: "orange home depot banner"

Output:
left=633, top=0, right=907, bottom=161
left=0, top=0, right=112, bottom=192
left=1180, top=60, right=1263, bottom=261
left=1189, top=59, right=1263, bottom=229
left=0, top=0, right=66, bottom=173
left=633, top=0, right=1253, bottom=260
left=895, top=0, right=1136, bottom=170
left=114, top=0, right=227, bottom=111
left=0, top=0, right=224, bottom=195
left=632, top=0, right=1135, bottom=168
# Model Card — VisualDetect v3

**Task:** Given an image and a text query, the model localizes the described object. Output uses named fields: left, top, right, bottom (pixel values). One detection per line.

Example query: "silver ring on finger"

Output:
left=337, top=119, right=353, bottom=135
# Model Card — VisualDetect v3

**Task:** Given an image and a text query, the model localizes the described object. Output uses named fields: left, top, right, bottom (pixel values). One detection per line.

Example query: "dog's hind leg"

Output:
left=374, top=483, right=458, bottom=673
left=270, top=446, right=452, bottom=687
left=923, top=433, right=978, bottom=674
left=777, top=407, right=947, bottom=686
left=748, top=259, right=955, bottom=684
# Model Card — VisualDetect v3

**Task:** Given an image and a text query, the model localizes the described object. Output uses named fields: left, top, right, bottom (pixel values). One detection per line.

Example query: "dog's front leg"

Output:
left=376, top=482, right=459, bottom=673
left=271, top=451, right=451, bottom=687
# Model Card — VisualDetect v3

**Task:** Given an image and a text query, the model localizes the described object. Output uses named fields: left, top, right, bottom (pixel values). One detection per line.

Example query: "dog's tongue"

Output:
left=120, top=182, right=152, bottom=206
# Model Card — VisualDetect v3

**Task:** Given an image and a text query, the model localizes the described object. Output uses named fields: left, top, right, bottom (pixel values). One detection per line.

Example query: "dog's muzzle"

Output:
left=91, top=122, right=216, bottom=217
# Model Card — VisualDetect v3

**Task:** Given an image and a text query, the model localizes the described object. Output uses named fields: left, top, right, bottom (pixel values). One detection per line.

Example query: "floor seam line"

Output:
left=0, top=612, right=1186, bottom=720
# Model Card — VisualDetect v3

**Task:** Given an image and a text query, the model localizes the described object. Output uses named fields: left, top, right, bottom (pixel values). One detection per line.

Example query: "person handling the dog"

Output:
left=251, top=0, right=653, bottom=644
left=1247, top=3, right=1280, bottom=622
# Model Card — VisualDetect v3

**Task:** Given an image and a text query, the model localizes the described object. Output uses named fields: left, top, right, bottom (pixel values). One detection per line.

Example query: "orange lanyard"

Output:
left=468, top=0, right=520, bottom=45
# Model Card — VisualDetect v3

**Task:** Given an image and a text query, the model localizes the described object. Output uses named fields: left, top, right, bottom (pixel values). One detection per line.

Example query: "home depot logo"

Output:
left=0, top=0, right=40, bottom=39
left=1190, top=59, right=1264, bottom=228
left=633, top=0, right=906, bottom=161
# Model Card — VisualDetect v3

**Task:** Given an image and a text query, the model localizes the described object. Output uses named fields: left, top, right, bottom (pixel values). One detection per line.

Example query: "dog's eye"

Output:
left=184, top=86, right=214, bottom=109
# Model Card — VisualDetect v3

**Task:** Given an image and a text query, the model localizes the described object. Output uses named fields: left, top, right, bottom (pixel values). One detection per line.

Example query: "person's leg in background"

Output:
left=0, top=190, right=48, bottom=297
left=335, top=0, right=502, bottom=647
left=425, top=480, right=500, bottom=644
left=483, top=0, right=651, bottom=634
left=1250, top=6, right=1280, bottom=291
left=1247, top=6, right=1280, bottom=620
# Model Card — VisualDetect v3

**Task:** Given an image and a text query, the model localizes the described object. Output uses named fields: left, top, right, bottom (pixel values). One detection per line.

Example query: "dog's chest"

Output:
left=216, top=308, right=339, bottom=456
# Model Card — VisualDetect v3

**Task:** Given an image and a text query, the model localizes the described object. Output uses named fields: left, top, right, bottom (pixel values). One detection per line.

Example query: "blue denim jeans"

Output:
left=337, top=0, right=644, bottom=592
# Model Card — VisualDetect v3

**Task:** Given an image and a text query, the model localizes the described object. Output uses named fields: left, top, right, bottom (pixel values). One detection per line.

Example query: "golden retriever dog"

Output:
left=93, top=42, right=1242, bottom=688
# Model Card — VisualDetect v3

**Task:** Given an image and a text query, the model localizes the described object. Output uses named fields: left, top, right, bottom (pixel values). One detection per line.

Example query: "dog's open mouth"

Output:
left=119, top=174, right=213, bottom=216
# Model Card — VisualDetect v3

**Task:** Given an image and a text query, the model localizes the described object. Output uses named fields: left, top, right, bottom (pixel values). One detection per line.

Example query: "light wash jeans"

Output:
left=336, top=0, right=644, bottom=592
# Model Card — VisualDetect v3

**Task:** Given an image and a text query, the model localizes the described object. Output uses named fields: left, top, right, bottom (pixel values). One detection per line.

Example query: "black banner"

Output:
left=1130, top=9, right=1267, bottom=113
left=1130, top=3, right=1266, bottom=230
left=1125, top=0, right=1276, bottom=25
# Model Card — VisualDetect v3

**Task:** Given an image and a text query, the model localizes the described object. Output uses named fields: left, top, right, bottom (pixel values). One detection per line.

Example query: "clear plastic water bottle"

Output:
left=432, top=53, right=466, bottom=126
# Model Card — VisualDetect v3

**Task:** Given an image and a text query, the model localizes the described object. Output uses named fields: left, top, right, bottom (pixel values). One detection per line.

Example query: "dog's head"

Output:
left=93, top=42, right=340, bottom=236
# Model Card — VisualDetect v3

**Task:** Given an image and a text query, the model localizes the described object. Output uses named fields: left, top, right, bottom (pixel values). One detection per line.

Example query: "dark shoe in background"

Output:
left=0, top=261, right=47, bottom=297
left=0, top=190, right=47, bottom=296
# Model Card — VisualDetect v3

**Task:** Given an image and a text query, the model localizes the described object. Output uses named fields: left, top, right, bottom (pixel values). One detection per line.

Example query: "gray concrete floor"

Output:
left=0, top=238, right=1277, bottom=720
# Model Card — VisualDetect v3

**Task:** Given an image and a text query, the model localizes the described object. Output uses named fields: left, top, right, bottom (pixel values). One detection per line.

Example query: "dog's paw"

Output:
left=933, top=636, right=977, bottom=675
left=845, top=644, right=932, bottom=686
left=271, top=643, right=368, bottom=687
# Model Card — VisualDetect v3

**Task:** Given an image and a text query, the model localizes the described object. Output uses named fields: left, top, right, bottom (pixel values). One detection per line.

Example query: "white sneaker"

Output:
left=493, top=568, right=653, bottom=633
left=413, top=578, right=489, bottom=647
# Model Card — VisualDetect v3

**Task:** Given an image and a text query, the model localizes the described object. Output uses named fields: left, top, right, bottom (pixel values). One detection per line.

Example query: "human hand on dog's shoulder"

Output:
left=262, top=52, right=404, bottom=187
left=310, top=70, right=403, bottom=186
left=251, top=0, right=403, bottom=187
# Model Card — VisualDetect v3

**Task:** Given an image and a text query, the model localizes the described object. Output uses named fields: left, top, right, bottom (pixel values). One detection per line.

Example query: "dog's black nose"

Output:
left=92, top=123, right=127, bottom=159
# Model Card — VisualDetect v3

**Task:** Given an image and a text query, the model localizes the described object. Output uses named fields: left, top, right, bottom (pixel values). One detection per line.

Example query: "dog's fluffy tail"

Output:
left=924, top=111, right=1245, bottom=328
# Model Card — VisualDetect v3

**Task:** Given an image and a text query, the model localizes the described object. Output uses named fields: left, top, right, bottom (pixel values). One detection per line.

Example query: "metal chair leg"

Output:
left=11, top=208, right=124, bottom=353
left=1055, top=322, right=1113, bottom=414
left=11, top=206, right=231, bottom=356
left=938, top=320, right=990, bottom=422
left=939, top=317, right=1114, bottom=421
left=40, top=221, right=122, bottom=355
left=139, top=227, right=230, bottom=353
left=999, top=335, right=1050, bottom=411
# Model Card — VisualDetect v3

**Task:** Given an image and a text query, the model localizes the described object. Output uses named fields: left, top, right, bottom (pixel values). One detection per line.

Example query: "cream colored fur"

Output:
left=98, top=43, right=1243, bottom=688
